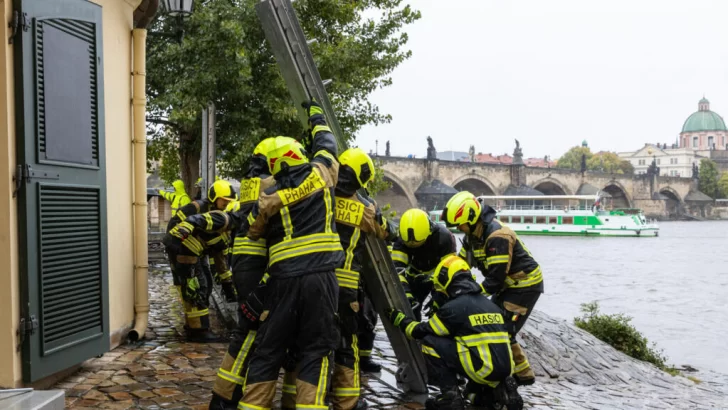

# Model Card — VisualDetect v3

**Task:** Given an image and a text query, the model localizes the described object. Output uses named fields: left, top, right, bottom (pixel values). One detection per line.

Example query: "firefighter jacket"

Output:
left=159, top=180, right=191, bottom=213
left=393, top=275, right=513, bottom=385
left=333, top=190, right=396, bottom=290
left=243, top=127, right=343, bottom=279
left=180, top=177, right=276, bottom=299
left=459, top=205, right=543, bottom=295
left=391, top=224, right=456, bottom=299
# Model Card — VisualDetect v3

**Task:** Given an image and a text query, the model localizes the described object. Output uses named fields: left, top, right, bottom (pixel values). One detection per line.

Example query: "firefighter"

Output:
left=205, top=142, right=278, bottom=410
left=237, top=100, right=343, bottom=410
left=163, top=179, right=237, bottom=342
left=392, top=209, right=457, bottom=320
left=328, top=147, right=397, bottom=410
left=159, top=179, right=191, bottom=213
left=386, top=255, right=522, bottom=410
left=443, top=191, right=544, bottom=387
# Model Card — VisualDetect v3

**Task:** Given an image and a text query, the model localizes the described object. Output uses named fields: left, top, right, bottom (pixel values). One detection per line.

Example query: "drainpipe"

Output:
left=128, top=27, right=149, bottom=342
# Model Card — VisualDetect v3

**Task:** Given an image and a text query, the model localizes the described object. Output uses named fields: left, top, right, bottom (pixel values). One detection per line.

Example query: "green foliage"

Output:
left=146, top=0, right=421, bottom=185
left=587, top=152, right=634, bottom=174
left=556, top=146, right=632, bottom=174
left=556, top=146, right=592, bottom=170
left=574, top=301, right=669, bottom=371
left=368, top=159, right=392, bottom=197
left=718, top=172, right=728, bottom=199
left=698, top=159, right=720, bottom=199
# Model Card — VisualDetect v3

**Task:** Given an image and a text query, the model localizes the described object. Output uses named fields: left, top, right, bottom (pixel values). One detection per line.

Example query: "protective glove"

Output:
left=301, top=100, right=325, bottom=126
left=183, top=276, right=203, bottom=306
left=170, top=221, right=194, bottom=241
left=221, top=279, right=237, bottom=303
left=386, top=308, right=407, bottom=328
left=240, top=289, right=266, bottom=323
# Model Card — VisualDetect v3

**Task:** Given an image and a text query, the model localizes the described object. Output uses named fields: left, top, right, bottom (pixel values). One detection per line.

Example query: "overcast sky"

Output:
left=354, top=0, right=728, bottom=160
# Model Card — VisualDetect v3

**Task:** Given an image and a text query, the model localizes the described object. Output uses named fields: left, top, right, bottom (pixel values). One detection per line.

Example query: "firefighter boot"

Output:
left=510, top=343, right=535, bottom=386
left=185, top=326, right=226, bottom=343
left=359, top=356, right=381, bottom=373
left=352, top=398, right=368, bottom=410
left=425, top=389, right=465, bottom=410
left=504, top=376, right=523, bottom=410
left=208, top=392, right=238, bottom=410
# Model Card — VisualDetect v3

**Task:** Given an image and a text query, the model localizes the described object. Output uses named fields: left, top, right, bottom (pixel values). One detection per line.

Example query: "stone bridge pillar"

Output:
left=426, top=158, right=439, bottom=182
left=510, top=163, right=525, bottom=186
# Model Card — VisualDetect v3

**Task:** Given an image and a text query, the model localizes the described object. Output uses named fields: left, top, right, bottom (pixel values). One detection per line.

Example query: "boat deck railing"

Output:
left=496, top=205, right=595, bottom=211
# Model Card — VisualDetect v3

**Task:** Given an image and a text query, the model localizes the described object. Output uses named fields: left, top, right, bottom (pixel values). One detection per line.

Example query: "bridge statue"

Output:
left=580, top=153, right=587, bottom=173
left=427, top=136, right=437, bottom=160
left=692, top=162, right=699, bottom=179
left=513, top=139, right=524, bottom=165
left=385, top=140, right=390, bottom=157
left=469, top=145, right=475, bottom=162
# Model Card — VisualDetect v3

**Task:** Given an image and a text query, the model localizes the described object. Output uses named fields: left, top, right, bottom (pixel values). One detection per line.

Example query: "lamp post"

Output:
left=151, top=0, right=195, bottom=43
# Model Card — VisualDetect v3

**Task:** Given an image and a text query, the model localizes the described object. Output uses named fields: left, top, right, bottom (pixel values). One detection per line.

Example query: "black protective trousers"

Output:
left=356, top=292, right=377, bottom=358
left=240, top=271, right=339, bottom=410
left=492, top=290, right=541, bottom=381
left=166, top=247, right=210, bottom=330
left=210, top=310, right=259, bottom=408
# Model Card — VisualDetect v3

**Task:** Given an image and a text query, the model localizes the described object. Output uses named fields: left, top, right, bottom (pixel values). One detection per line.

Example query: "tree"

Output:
left=555, top=146, right=592, bottom=170
left=698, top=159, right=720, bottom=198
left=718, top=172, right=728, bottom=199
left=587, top=152, right=633, bottom=174
left=367, top=159, right=392, bottom=197
left=146, top=0, right=421, bottom=189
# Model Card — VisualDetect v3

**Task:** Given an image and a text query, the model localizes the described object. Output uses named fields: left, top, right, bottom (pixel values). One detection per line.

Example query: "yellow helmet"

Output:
left=443, top=191, right=482, bottom=227
left=265, top=136, right=309, bottom=175
left=399, top=209, right=432, bottom=247
left=208, top=180, right=237, bottom=202
left=433, top=255, right=471, bottom=295
left=339, top=148, right=375, bottom=188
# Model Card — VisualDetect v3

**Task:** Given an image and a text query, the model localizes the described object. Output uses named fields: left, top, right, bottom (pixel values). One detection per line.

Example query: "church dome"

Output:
left=681, top=97, right=727, bottom=133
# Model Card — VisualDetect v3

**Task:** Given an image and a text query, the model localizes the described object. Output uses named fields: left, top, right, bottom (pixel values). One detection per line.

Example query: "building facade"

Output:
left=0, top=0, right=154, bottom=388
left=618, top=144, right=704, bottom=177
left=679, top=97, right=728, bottom=151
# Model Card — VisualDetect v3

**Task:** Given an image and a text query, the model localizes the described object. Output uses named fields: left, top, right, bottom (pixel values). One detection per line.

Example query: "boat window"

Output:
left=536, top=216, right=547, bottom=224
left=510, top=216, right=521, bottom=223
left=549, top=216, right=558, bottom=224
left=562, top=216, right=573, bottom=224
left=523, top=216, right=534, bottom=223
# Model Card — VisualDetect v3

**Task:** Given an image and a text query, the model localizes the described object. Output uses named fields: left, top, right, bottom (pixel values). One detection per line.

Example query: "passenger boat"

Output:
left=476, top=194, right=659, bottom=237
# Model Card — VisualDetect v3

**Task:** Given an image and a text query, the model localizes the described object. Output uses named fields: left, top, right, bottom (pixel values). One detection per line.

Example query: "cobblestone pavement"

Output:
left=57, top=267, right=728, bottom=409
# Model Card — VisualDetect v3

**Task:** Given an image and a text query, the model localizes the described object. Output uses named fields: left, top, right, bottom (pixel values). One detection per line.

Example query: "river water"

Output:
left=456, top=221, right=728, bottom=373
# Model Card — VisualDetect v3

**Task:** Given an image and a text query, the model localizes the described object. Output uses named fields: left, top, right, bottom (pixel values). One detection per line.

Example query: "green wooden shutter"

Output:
left=14, top=0, right=108, bottom=382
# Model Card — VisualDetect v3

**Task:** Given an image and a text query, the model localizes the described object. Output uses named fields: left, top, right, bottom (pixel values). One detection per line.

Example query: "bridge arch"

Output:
left=659, top=187, right=682, bottom=217
left=451, top=174, right=497, bottom=196
left=602, top=181, right=633, bottom=208
left=374, top=170, right=417, bottom=214
left=531, top=177, right=572, bottom=195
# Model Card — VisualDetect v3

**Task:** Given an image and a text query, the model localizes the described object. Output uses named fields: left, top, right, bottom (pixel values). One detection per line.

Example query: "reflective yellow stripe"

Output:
left=231, top=330, right=256, bottom=378
left=335, top=269, right=360, bottom=289
left=429, top=314, right=449, bottom=336
left=205, top=213, right=213, bottom=231
left=182, top=236, right=204, bottom=255
left=342, top=228, right=361, bottom=271
left=314, top=150, right=336, bottom=164
left=391, top=250, right=409, bottom=265
left=232, top=237, right=267, bottom=256
left=281, top=206, right=294, bottom=240
left=359, top=349, right=371, bottom=357
left=352, top=334, right=360, bottom=390
left=186, top=308, right=209, bottom=318
left=296, top=406, right=328, bottom=410
left=459, top=332, right=511, bottom=346
left=506, top=266, right=543, bottom=289
left=247, top=212, right=255, bottom=225
left=217, top=368, right=245, bottom=385
left=514, top=359, right=530, bottom=373
left=315, top=356, right=329, bottom=406
left=238, top=403, right=270, bottom=410
left=332, top=388, right=360, bottom=397
left=323, top=187, right=333, bottom=233
left=269, top=242, right=343, bottom=266
left=218, top=270, right=233, bottom=281
left=270, top=233, right=341, bottom=255
left=405, top=321, right=417, bottom=339
left=312, top=125, right=332, bottom=135
left=282, top=384, right=297, bottom=394
left=422, top=345, right=441, bottom=358
left=486, top=255, right=509, bottom=265
left=458, top=247, right=467, bottom=258
left=177, top=210, right=187, bottom=221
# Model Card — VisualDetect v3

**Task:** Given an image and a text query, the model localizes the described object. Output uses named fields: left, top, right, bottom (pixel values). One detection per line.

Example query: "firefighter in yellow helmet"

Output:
left=237, top=101, right=343, bottom=410
left=385, top=255, right=522, bottom=410
left=159, top=179, right=192, bottom=213
left=442, top=191, right=543, bottom=387
left=325, top=147, right=396, bottom=410
left=391, top=208, right=457, bottom=320
left=163, top=179, right=237, bottom=342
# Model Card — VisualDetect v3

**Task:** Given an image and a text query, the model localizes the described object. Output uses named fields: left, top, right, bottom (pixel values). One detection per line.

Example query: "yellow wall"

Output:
left=0, top=0, right=141, bottom=387
left=0, top=0, right=20, bottom=389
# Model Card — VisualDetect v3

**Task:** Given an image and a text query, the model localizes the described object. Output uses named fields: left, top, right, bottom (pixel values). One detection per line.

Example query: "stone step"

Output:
left=0, top=389, right=64, bottom=410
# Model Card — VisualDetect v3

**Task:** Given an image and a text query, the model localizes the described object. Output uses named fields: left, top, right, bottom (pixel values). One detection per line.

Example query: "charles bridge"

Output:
left=374, top=156, right=711, bottom=219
